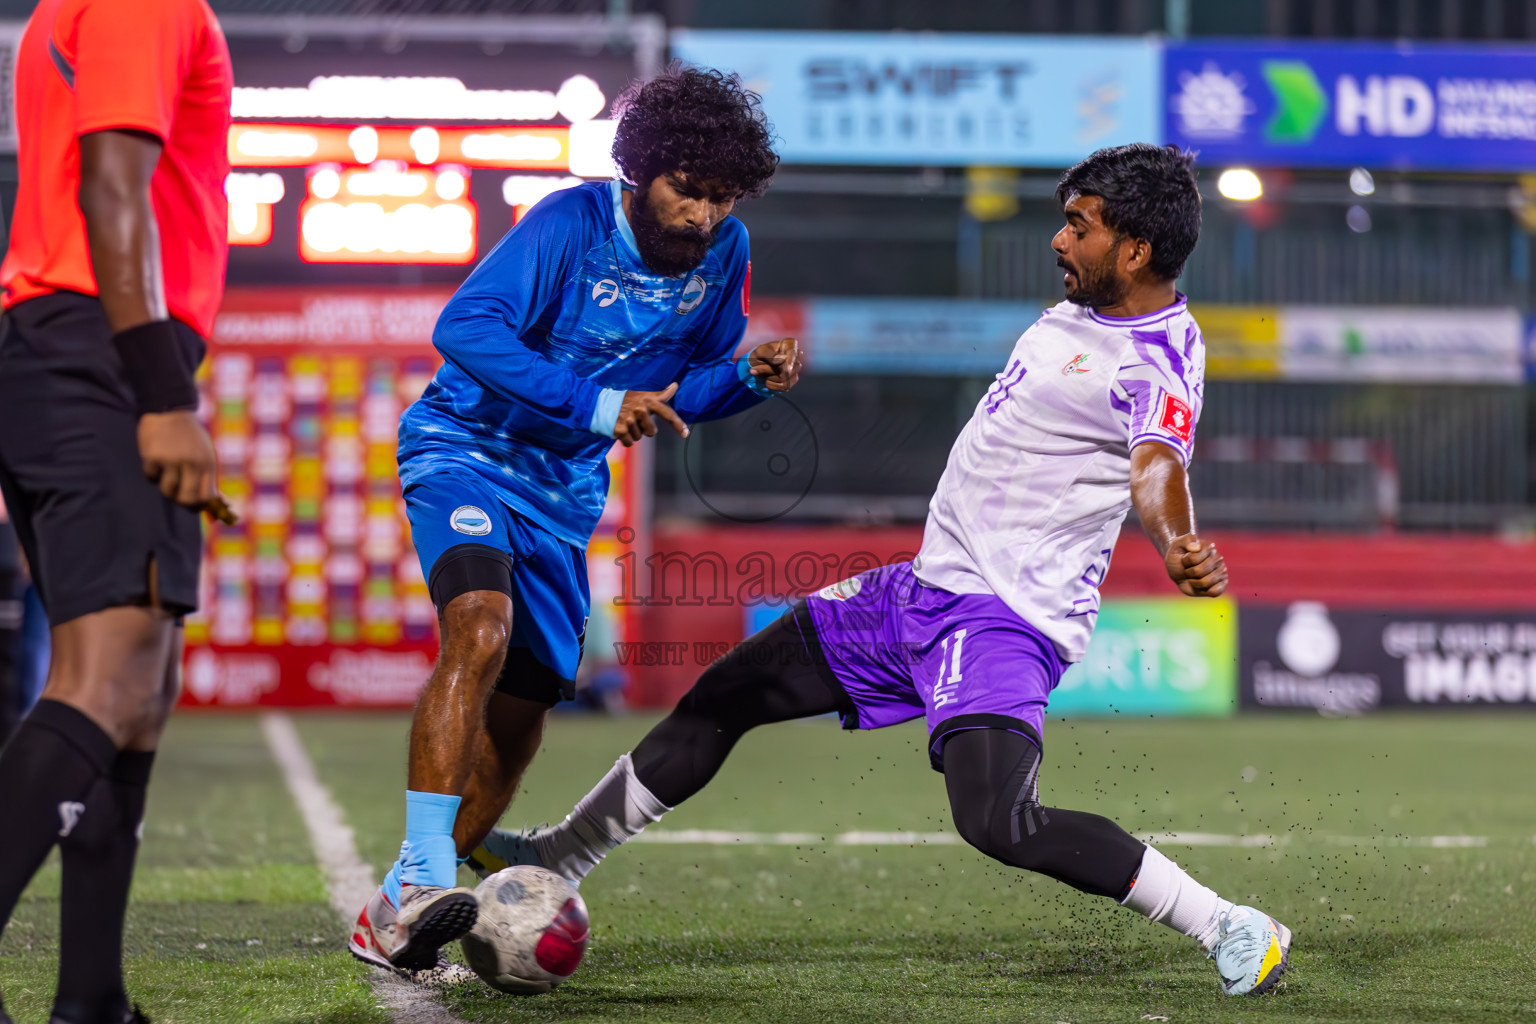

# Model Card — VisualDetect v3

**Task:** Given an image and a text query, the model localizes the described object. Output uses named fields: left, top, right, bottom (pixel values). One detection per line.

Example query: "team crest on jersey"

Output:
left=1158, top=392, right=1195, bottom=443
left=675, top=275, right=707, bottom=314
left=591, top=279, right=620, bottom=308
left=450, top=505, right=493, bottom=536
left=1061, top=353, right=1092, bottom=375
left=817, top=576, right=863, bottom=602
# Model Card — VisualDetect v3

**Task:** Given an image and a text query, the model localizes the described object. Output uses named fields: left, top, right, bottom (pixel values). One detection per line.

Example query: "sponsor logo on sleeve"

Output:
left=450, top=505, right=493, bottom=536
left=1158, top=392, right=1195, bottom=443
left=817, top=576, right=863, bottom=601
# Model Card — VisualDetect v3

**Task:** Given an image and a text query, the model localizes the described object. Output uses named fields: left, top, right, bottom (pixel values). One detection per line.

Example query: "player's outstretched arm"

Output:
left=613, top=383, right=690, bottom=447
left=1129, top=441, right=1227, bottom=598
left=745, top=337, right=803, bottom=394
left=79, top=129, right=222, bottom=516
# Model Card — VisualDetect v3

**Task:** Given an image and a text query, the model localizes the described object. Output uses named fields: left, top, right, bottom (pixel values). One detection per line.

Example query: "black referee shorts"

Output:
left=0, top=292, right=206, bottom=626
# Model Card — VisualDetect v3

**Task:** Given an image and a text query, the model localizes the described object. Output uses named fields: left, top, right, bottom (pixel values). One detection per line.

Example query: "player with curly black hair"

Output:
left=348, top=65, right=801, bottom=979
left=611, top=65, right=779, bottom=276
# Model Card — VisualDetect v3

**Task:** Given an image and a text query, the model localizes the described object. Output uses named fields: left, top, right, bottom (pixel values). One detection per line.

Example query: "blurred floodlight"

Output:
left=1217, top=168, right=1263, bottom=201
left=1350, top=168, right=1376, bottom=196
left=569, top=119, right=620, bottom=179
left=1346, top=205, right=1373, bottom=233
left=409, top=126, right=441, bottom=165
left=348, top=125, right=379, bottom=164
left=555, top=75, right=607, bottom=123
left=310, top=167, right=342, bottom=199
left=225, top=172, right=285, bottom=205
left=502, top=175, right=583, bottom=208
left=435, top=169, right=468, bottom=201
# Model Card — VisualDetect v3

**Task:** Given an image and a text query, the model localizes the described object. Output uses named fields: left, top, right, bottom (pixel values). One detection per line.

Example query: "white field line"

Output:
left=262, top=712, right=469, bottom=1024
left=631, top=827, right=1499, bottom=849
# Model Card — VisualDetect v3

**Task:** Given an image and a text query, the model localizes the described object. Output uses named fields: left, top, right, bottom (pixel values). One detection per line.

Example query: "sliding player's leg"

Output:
left=469, top=602, right=856, bottom=880
left=940, top=727, right=1290, bottom=996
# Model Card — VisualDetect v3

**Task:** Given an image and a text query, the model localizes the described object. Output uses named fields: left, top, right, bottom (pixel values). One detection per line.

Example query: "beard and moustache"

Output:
left=629, top=181, right=717, bottom=277
left=1058, top=246, right=1128, bottom=309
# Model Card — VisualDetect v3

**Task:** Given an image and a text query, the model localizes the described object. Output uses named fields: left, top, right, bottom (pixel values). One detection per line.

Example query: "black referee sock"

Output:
left=52, top=750, right=155, bottom=1024
left=0, top=699, right=117, bottom=933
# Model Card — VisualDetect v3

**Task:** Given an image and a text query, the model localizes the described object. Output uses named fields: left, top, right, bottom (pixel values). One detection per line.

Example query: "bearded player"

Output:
left=473, top=144, right=1292, bottom=997
left=349, top=66, right=799, bottom=974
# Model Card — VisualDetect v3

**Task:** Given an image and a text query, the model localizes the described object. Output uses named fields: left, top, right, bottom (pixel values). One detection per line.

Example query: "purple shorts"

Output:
left=804, top=561, right=1068, bottom=770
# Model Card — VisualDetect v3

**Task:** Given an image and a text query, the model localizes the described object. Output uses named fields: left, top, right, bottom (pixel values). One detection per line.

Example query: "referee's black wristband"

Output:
left=112, top=320, right=199, bottom=414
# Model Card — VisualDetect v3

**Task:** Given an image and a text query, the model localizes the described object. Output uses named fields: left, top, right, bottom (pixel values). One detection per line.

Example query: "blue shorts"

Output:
left=405, top=466, right=588, bottom=691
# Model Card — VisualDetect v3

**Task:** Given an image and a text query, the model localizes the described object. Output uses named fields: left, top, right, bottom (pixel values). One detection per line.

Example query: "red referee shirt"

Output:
left=1, top=0, right=233, bottom=339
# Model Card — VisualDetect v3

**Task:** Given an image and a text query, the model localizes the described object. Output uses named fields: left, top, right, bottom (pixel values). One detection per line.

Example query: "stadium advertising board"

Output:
left=178, top=288, right=644, bottom=708
left=1165, top=41, right=1536, bottom=171
left=1278, top=306, right=1524, bottom=384
left=1050, top=598, right=1238, bottom=717
left=1240, top=602, right=1536, bottom=714
left=670, top=31, right=1160, bottom=167
left=739, top=296, right=1039, bottom=376
left=807, top=298, right=1041, bottom=375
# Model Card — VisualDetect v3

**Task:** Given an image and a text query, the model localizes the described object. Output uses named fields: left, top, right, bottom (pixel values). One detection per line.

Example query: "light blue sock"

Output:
left=397, top=790, right=462, bottom=892
left=383, top=853, right=405, bottom=907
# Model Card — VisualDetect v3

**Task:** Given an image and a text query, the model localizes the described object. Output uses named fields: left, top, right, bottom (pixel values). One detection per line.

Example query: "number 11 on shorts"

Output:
left=932, top=629, right=967, bottom=708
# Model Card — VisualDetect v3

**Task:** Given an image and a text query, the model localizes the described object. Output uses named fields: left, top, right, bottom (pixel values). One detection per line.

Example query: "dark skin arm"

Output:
left=1129, top=441, right=1228, bottom=598
left=612, top=338, right=805, bottom=447
left=79, top=130, right=223, bottom=515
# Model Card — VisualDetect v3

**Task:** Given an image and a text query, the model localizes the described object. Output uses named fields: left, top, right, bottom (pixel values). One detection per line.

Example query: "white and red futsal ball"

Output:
left=460, top=865, right=589, bottom=994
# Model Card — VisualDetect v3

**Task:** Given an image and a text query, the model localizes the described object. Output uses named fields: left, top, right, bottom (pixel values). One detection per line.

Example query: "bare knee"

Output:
left=46, top=607, right=177, bottom=746
left=438, top=591, right=513, bottom=671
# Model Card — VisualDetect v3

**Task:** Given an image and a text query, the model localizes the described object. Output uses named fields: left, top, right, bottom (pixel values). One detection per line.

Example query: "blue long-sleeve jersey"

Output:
left=398, top=180, right=767, bottom=547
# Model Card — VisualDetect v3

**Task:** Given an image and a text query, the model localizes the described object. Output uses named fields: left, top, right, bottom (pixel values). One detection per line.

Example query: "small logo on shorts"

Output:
left=58, top=801, right=85, bottom=837
left=817, top=576, right=862, bottom=601
left=450, top=505, right=492, bottom=536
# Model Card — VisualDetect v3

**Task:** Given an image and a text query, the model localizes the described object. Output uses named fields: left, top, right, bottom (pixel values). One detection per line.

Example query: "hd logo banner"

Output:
left=671, top=30, right=1160, bottom=167
left=1166, top=41, right=1536, bottom=171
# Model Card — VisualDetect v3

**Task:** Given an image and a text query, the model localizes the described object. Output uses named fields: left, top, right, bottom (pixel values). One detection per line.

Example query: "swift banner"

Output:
left=671, top=30, right=1160, bottom=167
left=1165, top=41, right=1536, bottom=171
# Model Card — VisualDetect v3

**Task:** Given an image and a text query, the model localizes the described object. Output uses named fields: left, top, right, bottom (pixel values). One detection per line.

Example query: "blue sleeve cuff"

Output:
left=737, top=353, right=775, bottom=398
left=588, top=387, right=625, bottom=437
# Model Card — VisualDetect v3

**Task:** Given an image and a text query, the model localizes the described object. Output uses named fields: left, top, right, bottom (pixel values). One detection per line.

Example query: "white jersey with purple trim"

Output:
left=913, top=296, right=1205, bottom=662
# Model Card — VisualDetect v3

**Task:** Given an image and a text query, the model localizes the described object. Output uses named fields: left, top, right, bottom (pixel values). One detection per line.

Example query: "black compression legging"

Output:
left=630, top=604, right=1146, bottom=900
left=631, top=606, right=849, bottom=807
left=942, top=728, right=1145, bottom=898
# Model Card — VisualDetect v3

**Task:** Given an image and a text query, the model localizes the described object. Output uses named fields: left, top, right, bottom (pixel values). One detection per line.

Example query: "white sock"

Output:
left=1120, top=845, right=1233, bottom=950
left=531, top=752, right=671, bottom=882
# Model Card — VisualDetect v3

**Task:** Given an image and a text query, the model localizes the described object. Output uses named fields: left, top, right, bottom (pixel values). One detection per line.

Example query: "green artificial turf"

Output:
left=306, top=711, right=1536, bottom=1024
left=0, top=715, right=385, bottom=1024
left=6, top=711, right=1535, bottom=1022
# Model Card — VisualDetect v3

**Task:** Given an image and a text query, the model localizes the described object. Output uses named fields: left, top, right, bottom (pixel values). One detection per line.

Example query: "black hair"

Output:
left=611, top=64, right=779, bottom=199
left=1054, top=143, right=1202, bottom=280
